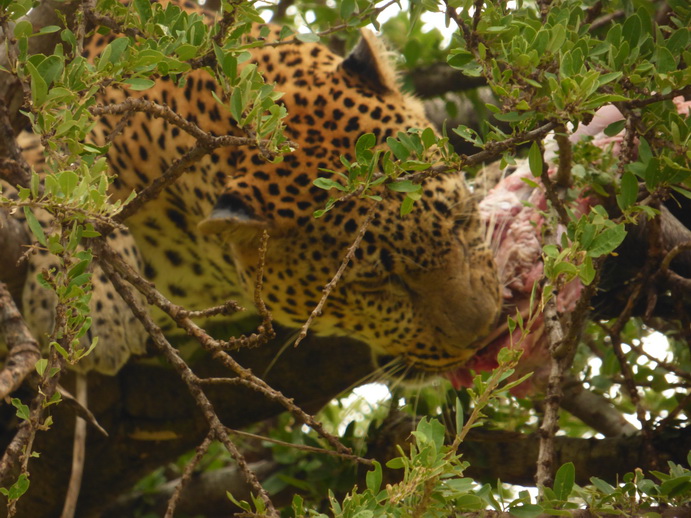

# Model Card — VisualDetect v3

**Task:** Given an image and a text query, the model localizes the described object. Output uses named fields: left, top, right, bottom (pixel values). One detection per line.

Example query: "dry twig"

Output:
left=95, top=254, right=280, bottom=517
left=165, top=434, right=213, bottom=518
left=293, top=203, right=377, bottom=348
left=89, top=98, right=290, bottom=223
left=92, top=236, right=352, bottom=454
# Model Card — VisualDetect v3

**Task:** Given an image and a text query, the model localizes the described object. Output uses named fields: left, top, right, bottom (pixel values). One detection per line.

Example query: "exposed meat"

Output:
left=444, top=100, right=690, bottom=395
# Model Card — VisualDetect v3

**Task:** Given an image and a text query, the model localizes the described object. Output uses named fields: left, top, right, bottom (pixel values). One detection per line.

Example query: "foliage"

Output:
left=0, top=0, right=689, bottom=515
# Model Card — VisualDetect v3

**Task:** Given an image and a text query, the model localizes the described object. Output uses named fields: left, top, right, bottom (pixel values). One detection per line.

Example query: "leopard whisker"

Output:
left=261, top=329, right=300, bottom=379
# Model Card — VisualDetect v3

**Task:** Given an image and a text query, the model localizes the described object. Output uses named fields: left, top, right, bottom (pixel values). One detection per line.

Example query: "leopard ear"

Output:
left=198, top=192, right=268, bottom=243
left=341, top=29, right=398, bottom=93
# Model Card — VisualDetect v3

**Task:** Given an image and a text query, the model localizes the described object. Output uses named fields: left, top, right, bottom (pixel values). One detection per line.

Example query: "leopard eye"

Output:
left=387, top=274, right=409, bottom=291
left=352, top=274, right=409, bottom=295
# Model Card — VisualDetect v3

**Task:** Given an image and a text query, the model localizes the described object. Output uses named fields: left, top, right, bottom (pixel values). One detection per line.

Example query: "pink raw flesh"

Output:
left=443, top=103, right=641, bottom=396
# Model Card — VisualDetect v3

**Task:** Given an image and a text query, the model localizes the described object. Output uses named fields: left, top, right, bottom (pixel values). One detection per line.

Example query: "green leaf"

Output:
left=493, top=111, right=533, bottom=122
left=51, top=341, right=69, bottom=360
left=58, top=171, right=79, bottom=196
left=666, top=28, right=689, bottom=54
left=175, top=43, right=198, bottom=61
left=37, top=25, right=61, bottom=35
left=25, top=62, right=47, bottom=105
left=604, top=119, right=626, bottom=137
left=638, top=137, right=653, bottom=164
left=447, top=49, right=474, bottom=69
left=106, top=37, right=130, bottom=64
left=579, top=255, right=596, bottom=285
left=23, top=207, right=47, bottom=246
left=553, top=462, right=575, bottom=500
left=365, top=461, right=382, bottom=493
left=340, top=0, right=356, bottom=19
left=355, top=132, right=375, bottom=160
left=399, top=160, right=430, bottom=171
left=616, top=172, right=638, bottom=210
left=386, top=457, right=404, bottom=469
left=546, top=25, right=566, bottom=53
left=587, top=223, right=627, bottom=257
left=421, top=127, right=436, bottom=149
left=387, top=180, right=420, bottom=193
left=68, top=259, right=91, bottom=280
left=45, top=87, right=74, bottom=103
left=313, top=177, right=345, bottom=191
left=4, top=474, right=29, bottom=501
left=660, top=475, right=691, bottom=496
left=455, top=494, right=486, bottom=510
left=622, top=14, right=641, bottom=48
left=387, top=137, right=409, bottom=161
left=296, top=32, right=319, bottom=43
left=455, top=397, right=464, bottom=434
left=400, top=195, right=415, bottom=216
left=528, top=141, right=543, bottom=177
left=225, top=491, right=251, bottom=511
left=597, top=71, right=622, bottom=86
left=12, top=398, right=30, bottom=420
left=230, top=88, right=244, bottom=124
left=508, top=504, right=544, bottom=518
left=35, top=358, right=48, bottom=376
left=671, top=185, right=691, bottom=200
left=654, top=46, right=677, bottom=74
left=123, top=78, right=155, bottom=91
left=13, top=20, right=32, bottom=38
left=134, top=0, right=153, bottom=21
left=47, top=239, right=64, bottom=255
left=590, top=476, right=615, bottom=495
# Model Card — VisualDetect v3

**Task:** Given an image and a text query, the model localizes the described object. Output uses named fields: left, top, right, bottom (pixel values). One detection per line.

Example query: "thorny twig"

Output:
left=249, top=231, right=274, bottom=349
left=90, top=98, right=292, bottom=223
left=656, top=391, right=691, bottom=432
left=626, top=85, right=691, bottom=109
left=92, top=238, right=351, bottom=455
left=328, top=121, right=560, bottom=211
left=598, top=221, right=661, bottom=466
left=534, top=230, right=567, bottom=492
left=554, top=124, right=572, bottom=188
left=293, top=203, right=377, bottom=348
left=2, top=227, right=80, bottom=510
left=82, top=0, right=142, bottom=39
left=2, top=348, right=65, bottom=517
left=190, top=0, right=400, bottom=63
left=625, top=330, right=691, bottom=382
left=658, top=242, right=691, bottom=294
left=95, top=254, right=280, bottom=517
left=589, top=10, right=625, bottom=31
left=532, top=133, right=603, bottom=489
left=227, top=428, right=373, bottom=466
left=538, top=141, right=570, bottom=226
left=164, top=434, right=213, bottom=518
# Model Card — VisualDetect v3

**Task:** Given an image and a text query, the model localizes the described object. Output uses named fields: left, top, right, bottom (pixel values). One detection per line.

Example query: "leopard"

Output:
left=15, top=0, right=502, bottom=380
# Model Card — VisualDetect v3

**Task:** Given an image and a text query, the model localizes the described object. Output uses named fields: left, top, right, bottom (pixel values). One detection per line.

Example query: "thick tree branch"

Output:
left=408, top=63, right=487, bottom=97
left=0, top=283, right=40, bottom=399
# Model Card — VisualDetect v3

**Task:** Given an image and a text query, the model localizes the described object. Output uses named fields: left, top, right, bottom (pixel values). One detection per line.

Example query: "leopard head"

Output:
left=199, top=28, right=502, bottom=378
